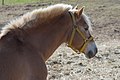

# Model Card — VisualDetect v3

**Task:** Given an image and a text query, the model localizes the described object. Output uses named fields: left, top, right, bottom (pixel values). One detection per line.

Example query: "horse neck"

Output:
left=27, top=12, right=72, bottom=61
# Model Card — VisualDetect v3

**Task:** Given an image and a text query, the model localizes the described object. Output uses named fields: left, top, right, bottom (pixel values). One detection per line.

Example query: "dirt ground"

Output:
left=0, top=0, right=120, bottom=80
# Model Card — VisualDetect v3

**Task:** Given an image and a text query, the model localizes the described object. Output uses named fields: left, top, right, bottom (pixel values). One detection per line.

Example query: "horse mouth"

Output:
left=85, top=53, right=96, bottom=59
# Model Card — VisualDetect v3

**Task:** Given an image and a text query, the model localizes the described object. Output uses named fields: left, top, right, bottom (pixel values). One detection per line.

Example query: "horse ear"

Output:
left=74, top=6, right=85, bottom=18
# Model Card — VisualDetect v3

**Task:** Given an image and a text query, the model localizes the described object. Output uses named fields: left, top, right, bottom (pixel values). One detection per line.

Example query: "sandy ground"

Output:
left=0, top=0, right=120, bottom=80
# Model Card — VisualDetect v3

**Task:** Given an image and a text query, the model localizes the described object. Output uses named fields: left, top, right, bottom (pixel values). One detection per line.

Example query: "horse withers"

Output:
left=0, top=4, right=97, bottom=80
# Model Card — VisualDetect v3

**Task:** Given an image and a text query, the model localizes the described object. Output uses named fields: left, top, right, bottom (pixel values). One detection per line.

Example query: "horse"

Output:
left=0, top=4, right=97, bottom=80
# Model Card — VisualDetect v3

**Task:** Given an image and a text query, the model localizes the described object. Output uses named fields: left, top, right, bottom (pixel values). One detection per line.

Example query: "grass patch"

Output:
left=0, top=0, right=80, bottom=5
left=0, top=0, right=42, bottom=5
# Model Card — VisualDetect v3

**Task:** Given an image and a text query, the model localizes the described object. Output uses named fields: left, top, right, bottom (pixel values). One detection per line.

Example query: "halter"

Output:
left=68, top=11, right=93, bottom=53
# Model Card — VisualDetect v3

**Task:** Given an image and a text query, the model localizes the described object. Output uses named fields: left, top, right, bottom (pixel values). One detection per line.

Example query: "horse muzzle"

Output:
left=84, top=42, right=98, bottom=58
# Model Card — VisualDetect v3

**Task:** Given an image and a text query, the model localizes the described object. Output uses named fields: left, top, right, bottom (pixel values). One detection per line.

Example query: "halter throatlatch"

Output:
left=68, top=12, right=93, bottom=53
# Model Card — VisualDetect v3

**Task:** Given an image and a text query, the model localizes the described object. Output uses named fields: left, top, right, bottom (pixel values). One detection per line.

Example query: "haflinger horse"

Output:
left=0, top=4, right=97, bottom=80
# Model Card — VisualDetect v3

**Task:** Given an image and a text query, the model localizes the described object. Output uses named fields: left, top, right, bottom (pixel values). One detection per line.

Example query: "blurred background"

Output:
left=0, top=0, right=120, bottom=80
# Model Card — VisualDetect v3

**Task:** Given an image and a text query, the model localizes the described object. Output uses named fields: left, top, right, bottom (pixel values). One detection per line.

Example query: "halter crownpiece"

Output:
left=68, top=11, right=93, bottom=53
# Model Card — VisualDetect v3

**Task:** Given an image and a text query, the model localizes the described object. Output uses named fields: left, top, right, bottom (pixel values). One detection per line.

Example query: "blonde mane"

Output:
left=0, top=4, right=73, bottom=38
left=0, top=3, right=92, bottom=38
left=82, top=13, right=92, bottom=32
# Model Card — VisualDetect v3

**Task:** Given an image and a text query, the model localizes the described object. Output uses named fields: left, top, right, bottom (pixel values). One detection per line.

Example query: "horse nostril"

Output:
left=86, top=50, right=96, bottom=59
left=85, top=45, right=98, bottom=59
left=88, top=51, right=93, bottom=58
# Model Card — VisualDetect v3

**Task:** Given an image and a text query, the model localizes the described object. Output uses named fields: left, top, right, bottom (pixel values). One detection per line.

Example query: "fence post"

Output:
left=2, top=0, right=4, bottom=5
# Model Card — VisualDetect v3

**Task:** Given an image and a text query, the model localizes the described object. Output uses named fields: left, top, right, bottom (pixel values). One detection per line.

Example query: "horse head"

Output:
left=67, top=6, right=98, bottom=58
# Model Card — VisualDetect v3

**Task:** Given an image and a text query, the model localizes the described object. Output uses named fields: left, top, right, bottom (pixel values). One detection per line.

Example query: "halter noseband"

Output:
left=68, top=11, right=93, bottom=53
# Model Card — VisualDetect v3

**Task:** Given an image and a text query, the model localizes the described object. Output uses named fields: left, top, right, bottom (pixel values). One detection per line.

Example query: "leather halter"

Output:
left=68, top=11, right=93, bottom=53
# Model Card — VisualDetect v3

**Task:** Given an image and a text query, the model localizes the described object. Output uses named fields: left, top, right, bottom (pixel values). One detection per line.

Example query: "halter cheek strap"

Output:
left=68, top=11, right=93, bottom=53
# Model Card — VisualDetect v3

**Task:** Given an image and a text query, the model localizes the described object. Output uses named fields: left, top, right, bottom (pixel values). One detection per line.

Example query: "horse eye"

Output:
left=84, top=27, right=88, bottom=31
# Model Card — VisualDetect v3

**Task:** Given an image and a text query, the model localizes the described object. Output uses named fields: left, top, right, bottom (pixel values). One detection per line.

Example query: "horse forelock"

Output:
left=0, top=4, right=73, bottom=38
left=82, top=13, right=93, bottom=32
